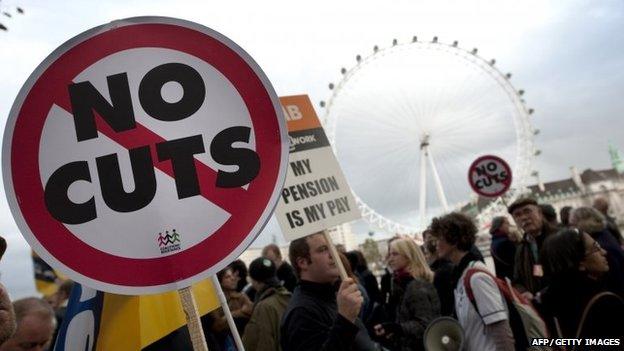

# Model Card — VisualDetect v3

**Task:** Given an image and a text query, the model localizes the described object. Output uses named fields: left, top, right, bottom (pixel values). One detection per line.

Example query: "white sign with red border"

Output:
left=467, top=155, right=512, bottom=197
left=2, top=17, right=288, bottom=294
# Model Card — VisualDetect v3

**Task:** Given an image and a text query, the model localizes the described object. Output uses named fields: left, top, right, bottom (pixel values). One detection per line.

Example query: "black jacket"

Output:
left=540, top=273, right=624, bottom=339
left=380, top=269, right=392, bottom=306
left=389, top=275, right=440, bottom=351
left=280, top=280, right=379, bottom=351
left=490, top=232, right=516, bottom=280
left=605, top=215, right=623, bottom=245
left=430, top=258, right=455, bottom=317
left=358, top=268, right=382, bottom=305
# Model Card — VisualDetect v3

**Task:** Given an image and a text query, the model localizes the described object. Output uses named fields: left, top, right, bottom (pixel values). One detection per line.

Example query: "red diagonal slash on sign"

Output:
left=7, top=22, right=284, bottom=290
left=53, top=97, right=248, bottom=217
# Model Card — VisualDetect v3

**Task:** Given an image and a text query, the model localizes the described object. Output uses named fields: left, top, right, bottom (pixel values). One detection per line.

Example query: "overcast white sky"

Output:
left=1, top=0, right=623, bottom=298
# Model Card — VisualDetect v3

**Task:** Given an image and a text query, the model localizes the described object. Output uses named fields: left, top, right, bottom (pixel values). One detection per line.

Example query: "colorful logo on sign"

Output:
left=158, top=229, right=181, bottom=254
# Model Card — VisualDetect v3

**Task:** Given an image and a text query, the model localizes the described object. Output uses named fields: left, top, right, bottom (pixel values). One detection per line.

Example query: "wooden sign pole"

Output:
left=179, top=287, right=209, bottom=351
left=323, top=232, right=348, bottom=281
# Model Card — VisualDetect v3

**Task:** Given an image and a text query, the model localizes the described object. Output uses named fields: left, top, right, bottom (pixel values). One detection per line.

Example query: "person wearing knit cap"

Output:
left=248, top=257, right=280, bottom=288
left=242, top=257, right=291, bottom=351
left=262, top=244, right=298, bottom=293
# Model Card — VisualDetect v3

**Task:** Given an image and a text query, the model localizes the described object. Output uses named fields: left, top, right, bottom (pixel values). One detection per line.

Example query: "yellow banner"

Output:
left=95, top=279, right=220, bottom=350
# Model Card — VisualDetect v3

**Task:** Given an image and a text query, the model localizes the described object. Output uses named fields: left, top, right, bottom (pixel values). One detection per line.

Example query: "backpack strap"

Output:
left=572, top=291, right=623, bottom=351
left=553, top=317, right=566, bottom=351
left=463, top=266, right=496, bottom=304
left=490, top=240, right=513, bottom=267
left=463, top=266, right=497, bottom=323
left=490, top=247, right=511, bottom=267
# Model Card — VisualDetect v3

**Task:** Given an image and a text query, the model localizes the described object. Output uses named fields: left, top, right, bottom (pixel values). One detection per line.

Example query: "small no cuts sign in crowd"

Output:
left=467, top=155, right=512, bottom=198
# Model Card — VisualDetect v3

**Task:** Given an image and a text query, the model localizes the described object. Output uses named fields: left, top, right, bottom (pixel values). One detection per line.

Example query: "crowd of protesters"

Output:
left=213, top=196, right=622, bottom=350
left=1, top=196, right=624, bottom=350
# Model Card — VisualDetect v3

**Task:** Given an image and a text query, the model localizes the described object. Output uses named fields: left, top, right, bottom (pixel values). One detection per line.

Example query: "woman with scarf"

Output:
left=373, top=237, right=440, bottom=351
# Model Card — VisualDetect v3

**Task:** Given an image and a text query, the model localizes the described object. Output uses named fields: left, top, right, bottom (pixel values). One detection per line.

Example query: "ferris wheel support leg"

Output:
left=427, top=147, right=450, bottom=212
left=419, top=148, right=428, bottom=228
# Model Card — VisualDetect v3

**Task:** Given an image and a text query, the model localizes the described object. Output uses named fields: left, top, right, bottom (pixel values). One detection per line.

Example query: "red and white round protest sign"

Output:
left=2, top=17, right=288, bottom=294
left=467, top=155, right=512, bottom=198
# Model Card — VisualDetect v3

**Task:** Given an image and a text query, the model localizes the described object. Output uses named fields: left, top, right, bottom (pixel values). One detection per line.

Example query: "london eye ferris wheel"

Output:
left=320, top=36, right=539, bottom=239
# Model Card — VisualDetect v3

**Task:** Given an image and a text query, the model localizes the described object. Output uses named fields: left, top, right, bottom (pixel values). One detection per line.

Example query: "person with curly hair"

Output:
left=430, top=212, right=514, bottom=351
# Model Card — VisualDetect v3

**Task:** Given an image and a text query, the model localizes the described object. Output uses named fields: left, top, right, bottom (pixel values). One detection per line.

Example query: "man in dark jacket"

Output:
left=508, top=198, right=556, bottom=298
left=489, top=216, right=516, bottom=280
left=263, top=244, right=298, bottom=292
left=243, top=257, right=291, bottom=351
left=280, top=232, right=380, bottom=351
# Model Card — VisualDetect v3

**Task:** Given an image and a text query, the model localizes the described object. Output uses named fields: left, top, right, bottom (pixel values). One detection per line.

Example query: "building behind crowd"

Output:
left=466, top=166, right=624, bottom=225
left=359, top=166, right=624, bottom=265
left=328, top=223, right=357, bottom=251
left=529, top=167, right=623, bottom=218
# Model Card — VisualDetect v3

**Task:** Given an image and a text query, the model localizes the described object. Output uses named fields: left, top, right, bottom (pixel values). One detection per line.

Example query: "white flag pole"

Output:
left=211, top=275, right=246, bottom=350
